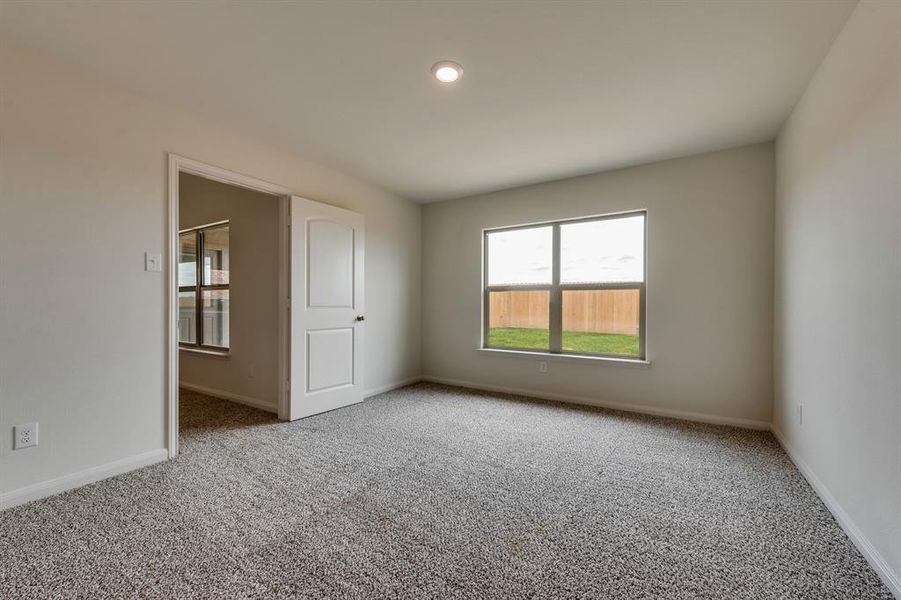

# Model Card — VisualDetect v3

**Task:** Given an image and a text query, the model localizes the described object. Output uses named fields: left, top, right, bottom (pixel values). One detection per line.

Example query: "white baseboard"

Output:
left=365, top=376, right=423, bottom=398
left=771, top=427, right=901, bottom=598
left=420, top=375, right=771, bottom=430
left=0, top=448, right=168, bottom=511
left=179, top=382, right=277, bottom=413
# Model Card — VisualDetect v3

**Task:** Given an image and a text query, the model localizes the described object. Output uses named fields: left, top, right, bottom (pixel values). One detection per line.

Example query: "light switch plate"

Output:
left=145, top=252, right=162, bottom=272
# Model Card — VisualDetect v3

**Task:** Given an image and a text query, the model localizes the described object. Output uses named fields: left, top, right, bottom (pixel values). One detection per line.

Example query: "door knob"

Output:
left=355, top=315, right=365, bottom=322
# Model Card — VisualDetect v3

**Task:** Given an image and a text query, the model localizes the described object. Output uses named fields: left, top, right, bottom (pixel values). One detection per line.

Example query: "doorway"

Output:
left=167, top=155, right=366, bottom=458
left=168, top=156, right=290, bottom=457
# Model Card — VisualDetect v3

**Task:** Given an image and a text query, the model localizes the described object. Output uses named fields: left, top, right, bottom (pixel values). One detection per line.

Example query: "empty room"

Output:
left=0, top=1, right=898, bottom=598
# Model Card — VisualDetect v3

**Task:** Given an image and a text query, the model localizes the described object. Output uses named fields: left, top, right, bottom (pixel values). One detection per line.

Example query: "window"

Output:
left=483, top=211, right=645, bottom=360
left=179, top=222, right=230, bottom=351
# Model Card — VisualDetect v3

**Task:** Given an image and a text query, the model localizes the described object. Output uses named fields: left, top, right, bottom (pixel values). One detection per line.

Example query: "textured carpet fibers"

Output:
left=0, top=384, right=891, bottom=599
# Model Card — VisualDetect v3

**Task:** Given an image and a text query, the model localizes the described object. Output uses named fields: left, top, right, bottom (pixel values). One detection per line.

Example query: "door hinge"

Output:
left=286, top=380, right=291, bottom=391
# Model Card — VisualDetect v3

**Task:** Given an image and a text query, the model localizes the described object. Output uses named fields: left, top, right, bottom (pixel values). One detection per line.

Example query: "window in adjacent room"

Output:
left=178, top=222, right=230, bottom=351
left=483, top=211, right=645, bottom=360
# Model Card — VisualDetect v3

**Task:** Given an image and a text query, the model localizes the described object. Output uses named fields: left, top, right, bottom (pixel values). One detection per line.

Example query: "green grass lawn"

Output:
left=488, top=327, right=639, bottom=356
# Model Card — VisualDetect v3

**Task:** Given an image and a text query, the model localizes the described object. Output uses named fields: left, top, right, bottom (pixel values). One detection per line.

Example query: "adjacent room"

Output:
left=1, top=1, right=898, bottom=598
left=177, top=172, right=284, bottom=427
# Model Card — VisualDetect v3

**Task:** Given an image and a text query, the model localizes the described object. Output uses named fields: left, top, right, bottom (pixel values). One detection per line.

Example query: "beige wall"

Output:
left=178, top=174, right=280, bottom=409
left=423, top=143, right=774, bottom=426
left=774, top=0, right=901, bottom=591
left=0, top=41, right=422, bottom=498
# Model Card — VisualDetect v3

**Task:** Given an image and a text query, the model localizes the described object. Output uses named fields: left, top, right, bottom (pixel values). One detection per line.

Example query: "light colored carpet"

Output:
left=0, top=383, right=891, bottom=599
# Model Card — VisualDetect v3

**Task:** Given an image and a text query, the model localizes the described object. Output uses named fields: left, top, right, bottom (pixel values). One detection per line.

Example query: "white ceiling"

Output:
left=0, top=1, right=856, bottom=202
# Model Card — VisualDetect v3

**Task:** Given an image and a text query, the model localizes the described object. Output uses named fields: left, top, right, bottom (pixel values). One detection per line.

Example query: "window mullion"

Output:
left=549, top=223, right=562, bottom=352
left=195, top=230, right=203, bottom=347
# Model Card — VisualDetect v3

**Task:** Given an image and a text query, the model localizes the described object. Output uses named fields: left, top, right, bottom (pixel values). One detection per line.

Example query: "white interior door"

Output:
left=288, top=196, right=364, bottom=420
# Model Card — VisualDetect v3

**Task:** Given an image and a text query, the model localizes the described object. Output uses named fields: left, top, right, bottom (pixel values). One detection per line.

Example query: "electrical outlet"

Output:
left=538, top=361, right=548, bottom=373
left=14, top=422, right=38, bottom=450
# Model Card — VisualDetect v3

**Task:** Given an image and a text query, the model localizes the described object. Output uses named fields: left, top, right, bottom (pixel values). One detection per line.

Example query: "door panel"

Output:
left=307, top=328, right=354, bottom=392
left=308, top=219, right=354, bottom=307
left=289, top=196, right=364, bottom=420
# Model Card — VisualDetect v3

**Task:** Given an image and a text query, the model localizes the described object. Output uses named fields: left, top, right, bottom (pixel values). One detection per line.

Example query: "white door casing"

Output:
left=288, top=196, right=364, bottom=420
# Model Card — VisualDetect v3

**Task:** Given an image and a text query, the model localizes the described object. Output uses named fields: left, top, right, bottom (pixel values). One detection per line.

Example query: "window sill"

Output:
left=477, top=347, right=651, bottom=368
left=179, top=347, right=230, bottom=359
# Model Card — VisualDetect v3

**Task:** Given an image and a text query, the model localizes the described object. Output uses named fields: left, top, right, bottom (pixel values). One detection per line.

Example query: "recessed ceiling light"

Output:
left=431, top=61, right=463, bottom=83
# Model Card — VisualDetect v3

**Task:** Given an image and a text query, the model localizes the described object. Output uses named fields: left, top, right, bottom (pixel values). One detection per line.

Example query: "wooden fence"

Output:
left=489, top=289, right=639, bottom=335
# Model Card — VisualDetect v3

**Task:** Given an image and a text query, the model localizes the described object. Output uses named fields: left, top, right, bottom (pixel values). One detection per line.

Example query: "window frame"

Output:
left=482, top=210, right=647, bottom=361
left=178, top=220, right=230, bottom=352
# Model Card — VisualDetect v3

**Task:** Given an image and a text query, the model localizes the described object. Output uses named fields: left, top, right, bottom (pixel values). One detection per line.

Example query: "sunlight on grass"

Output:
left=488, top=327, right=549, bottom=350
left=488, top=327, right=639, bottom=356
left=561, top=330, right=639, bottom=356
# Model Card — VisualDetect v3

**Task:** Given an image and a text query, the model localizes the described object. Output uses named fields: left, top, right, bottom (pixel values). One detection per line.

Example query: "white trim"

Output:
left=167, top=154, right=179, bottom=458
left=364, top=376, right=423, bottom=398
left=277, top=195, right=290, bottom=420
left=420, top=375, right=771, bottom=430
left=771, top=427, right=901, bottom=598
left=168, top=154, right=293, bottom=458
left=0, top=449, right=168, bottom=510
left=172, top=155, right=293, bottom=196
left=477, top=347, right=651, bottom=367
left=179, top=382, right=277, bottom=413
left=179, top=347, right=230, bottom=359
